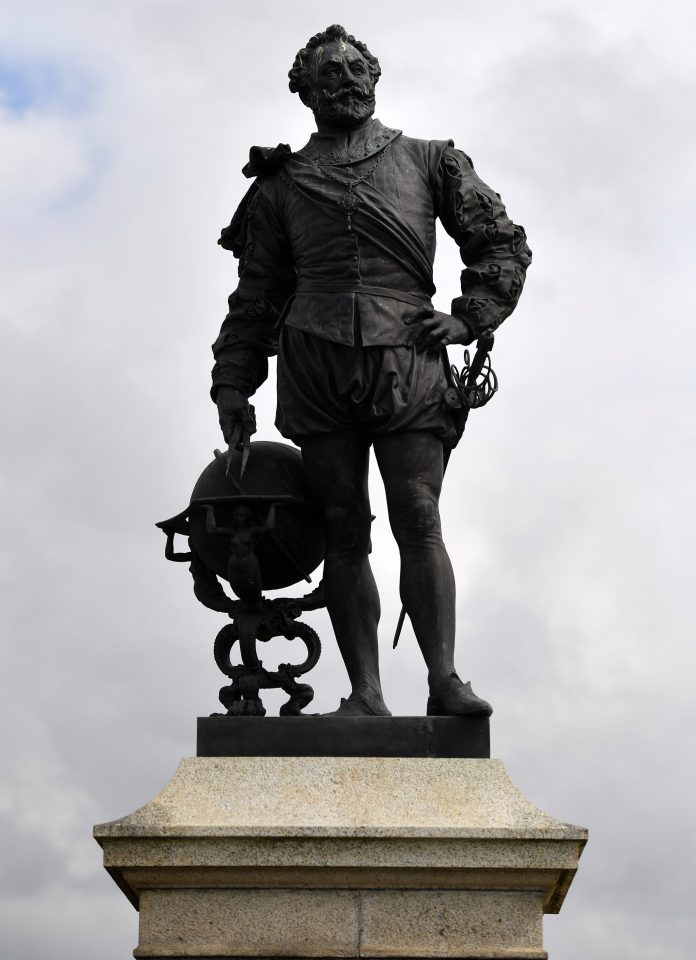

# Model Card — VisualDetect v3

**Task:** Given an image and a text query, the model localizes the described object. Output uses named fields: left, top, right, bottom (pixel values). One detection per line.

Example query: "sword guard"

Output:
left=450, top=344, right=499, bottom=410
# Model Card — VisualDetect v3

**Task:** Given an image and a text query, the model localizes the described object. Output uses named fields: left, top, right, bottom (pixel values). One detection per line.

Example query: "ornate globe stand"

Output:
left=213, top=596, right=322, bottom=716
left=156, top=441, right=326, bottom=717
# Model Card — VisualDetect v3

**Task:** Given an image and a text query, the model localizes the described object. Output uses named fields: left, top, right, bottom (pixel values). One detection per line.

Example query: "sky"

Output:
left=0, top=1, right=694, bottom=957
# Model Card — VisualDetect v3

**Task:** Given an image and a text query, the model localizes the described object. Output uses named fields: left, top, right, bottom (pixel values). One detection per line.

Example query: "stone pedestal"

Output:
left=94, top=754, right=586, bottom=959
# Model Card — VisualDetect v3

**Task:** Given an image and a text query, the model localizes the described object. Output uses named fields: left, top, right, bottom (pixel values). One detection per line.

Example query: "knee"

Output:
left=324, top=504, right=372, bottom=559
left=389, top=490, right=443, bottom=548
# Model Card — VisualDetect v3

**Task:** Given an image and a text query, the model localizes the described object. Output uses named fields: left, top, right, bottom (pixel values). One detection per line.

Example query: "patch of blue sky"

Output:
left=0, top=58, right=95, bottom=115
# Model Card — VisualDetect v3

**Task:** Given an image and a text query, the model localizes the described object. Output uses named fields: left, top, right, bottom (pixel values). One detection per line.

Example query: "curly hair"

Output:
left=288, top=24, right=381, bottom=103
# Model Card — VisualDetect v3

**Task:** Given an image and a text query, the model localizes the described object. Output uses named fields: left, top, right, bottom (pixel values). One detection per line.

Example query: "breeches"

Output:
left=275, top=327, right=459, bottom=447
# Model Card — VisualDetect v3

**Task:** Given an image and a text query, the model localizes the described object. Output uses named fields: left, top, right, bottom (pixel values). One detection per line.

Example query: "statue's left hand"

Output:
left=404, top=307, right=474, bottom=351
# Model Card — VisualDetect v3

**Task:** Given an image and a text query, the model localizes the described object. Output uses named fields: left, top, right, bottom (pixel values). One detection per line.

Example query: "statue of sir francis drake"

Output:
left=211, top=24, right=532, bottom=717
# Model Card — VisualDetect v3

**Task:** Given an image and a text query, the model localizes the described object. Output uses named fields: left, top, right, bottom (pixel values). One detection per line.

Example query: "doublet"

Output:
left=211, top=118, right=531, bottom=404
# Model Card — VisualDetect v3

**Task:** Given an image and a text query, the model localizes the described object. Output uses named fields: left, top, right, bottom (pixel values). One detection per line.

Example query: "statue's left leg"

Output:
left=301, top=430, right=390, bottom=716
left=374, top=431, right=492, bottom=716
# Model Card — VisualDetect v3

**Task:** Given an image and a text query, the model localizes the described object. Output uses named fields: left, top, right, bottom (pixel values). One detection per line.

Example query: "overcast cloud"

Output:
left=1, top=2, right=694, bottom=958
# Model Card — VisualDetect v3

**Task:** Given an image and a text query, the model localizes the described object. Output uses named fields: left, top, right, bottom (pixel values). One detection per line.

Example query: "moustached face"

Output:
left=307, top=39, right=376, bottom=128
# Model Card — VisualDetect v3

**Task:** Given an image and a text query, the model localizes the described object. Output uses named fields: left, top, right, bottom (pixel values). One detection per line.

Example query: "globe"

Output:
left=160, top=441, right=325, bottom=592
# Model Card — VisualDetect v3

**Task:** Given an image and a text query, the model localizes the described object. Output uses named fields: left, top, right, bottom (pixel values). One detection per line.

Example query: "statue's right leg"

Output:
left=301, top=431, right=390, bottom=716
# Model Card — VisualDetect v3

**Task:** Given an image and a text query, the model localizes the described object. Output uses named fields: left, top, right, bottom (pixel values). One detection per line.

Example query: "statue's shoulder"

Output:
left=395, top=132, right=457, bottom=175
left=218, top=145, right=292, bottom=254
left=395, top=130, right=452, bottom=155
left=241, top=143, right=293, bottom=180
left=397, top=132, right=452, bottom=150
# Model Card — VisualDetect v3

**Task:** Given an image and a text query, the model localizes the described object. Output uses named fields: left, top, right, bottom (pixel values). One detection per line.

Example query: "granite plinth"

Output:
left=197, top=716, right=490, bottom=758
left=94, top=757, right=586, bottom=958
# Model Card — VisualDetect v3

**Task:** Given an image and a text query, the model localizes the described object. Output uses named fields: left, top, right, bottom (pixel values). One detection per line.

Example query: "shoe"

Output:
left=427, top=673, right=493, bottom=717
left=323, top=693, right=392, bottom=717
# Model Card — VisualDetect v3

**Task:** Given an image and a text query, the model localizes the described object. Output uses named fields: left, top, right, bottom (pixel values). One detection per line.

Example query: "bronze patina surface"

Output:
left=160, top=24, right=531, bottom=719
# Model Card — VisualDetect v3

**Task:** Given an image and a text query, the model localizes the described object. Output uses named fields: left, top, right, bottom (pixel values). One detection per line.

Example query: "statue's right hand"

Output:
left=216, top=387, right=257, bottom=448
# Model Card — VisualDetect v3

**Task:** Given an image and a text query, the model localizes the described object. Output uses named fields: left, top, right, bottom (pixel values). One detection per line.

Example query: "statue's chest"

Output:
left=272, top=144, right=437, bottom=263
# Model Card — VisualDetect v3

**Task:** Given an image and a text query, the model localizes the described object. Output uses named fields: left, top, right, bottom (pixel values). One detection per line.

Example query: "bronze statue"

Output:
left=211, top=25, right=532, bottom=717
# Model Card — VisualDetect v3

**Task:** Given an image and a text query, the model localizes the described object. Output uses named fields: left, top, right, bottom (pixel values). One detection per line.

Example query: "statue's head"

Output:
left=231, top=505, right=253, bottom=527
left=289, top=24, right=380, bottom=128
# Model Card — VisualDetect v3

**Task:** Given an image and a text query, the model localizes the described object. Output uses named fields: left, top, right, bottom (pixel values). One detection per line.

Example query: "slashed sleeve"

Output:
left=435, top=144, right=532, bottom=337
left=211, top=180, right=295, bottom=401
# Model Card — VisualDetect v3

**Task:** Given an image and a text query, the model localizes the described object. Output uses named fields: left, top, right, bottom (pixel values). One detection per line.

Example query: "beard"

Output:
left=311, top=85, right=376, bottom=127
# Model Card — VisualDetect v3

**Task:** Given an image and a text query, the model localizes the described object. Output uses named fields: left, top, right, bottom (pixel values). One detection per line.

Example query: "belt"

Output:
left=294, top=282, right=431, bottom=309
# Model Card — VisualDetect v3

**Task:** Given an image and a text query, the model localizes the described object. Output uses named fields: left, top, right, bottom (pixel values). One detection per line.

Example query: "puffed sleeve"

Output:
left=435, top=145, right=532, bottom=337
left=211, top=180, right=295, bottom=401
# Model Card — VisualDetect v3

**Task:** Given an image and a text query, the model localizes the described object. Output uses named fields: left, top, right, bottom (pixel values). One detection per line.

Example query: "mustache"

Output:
left=320, top=85, right=374, bottom=104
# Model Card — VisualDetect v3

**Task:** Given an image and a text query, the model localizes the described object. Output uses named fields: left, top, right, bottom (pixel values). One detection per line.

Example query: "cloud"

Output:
left=0, top=104, right=96, bottom=214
